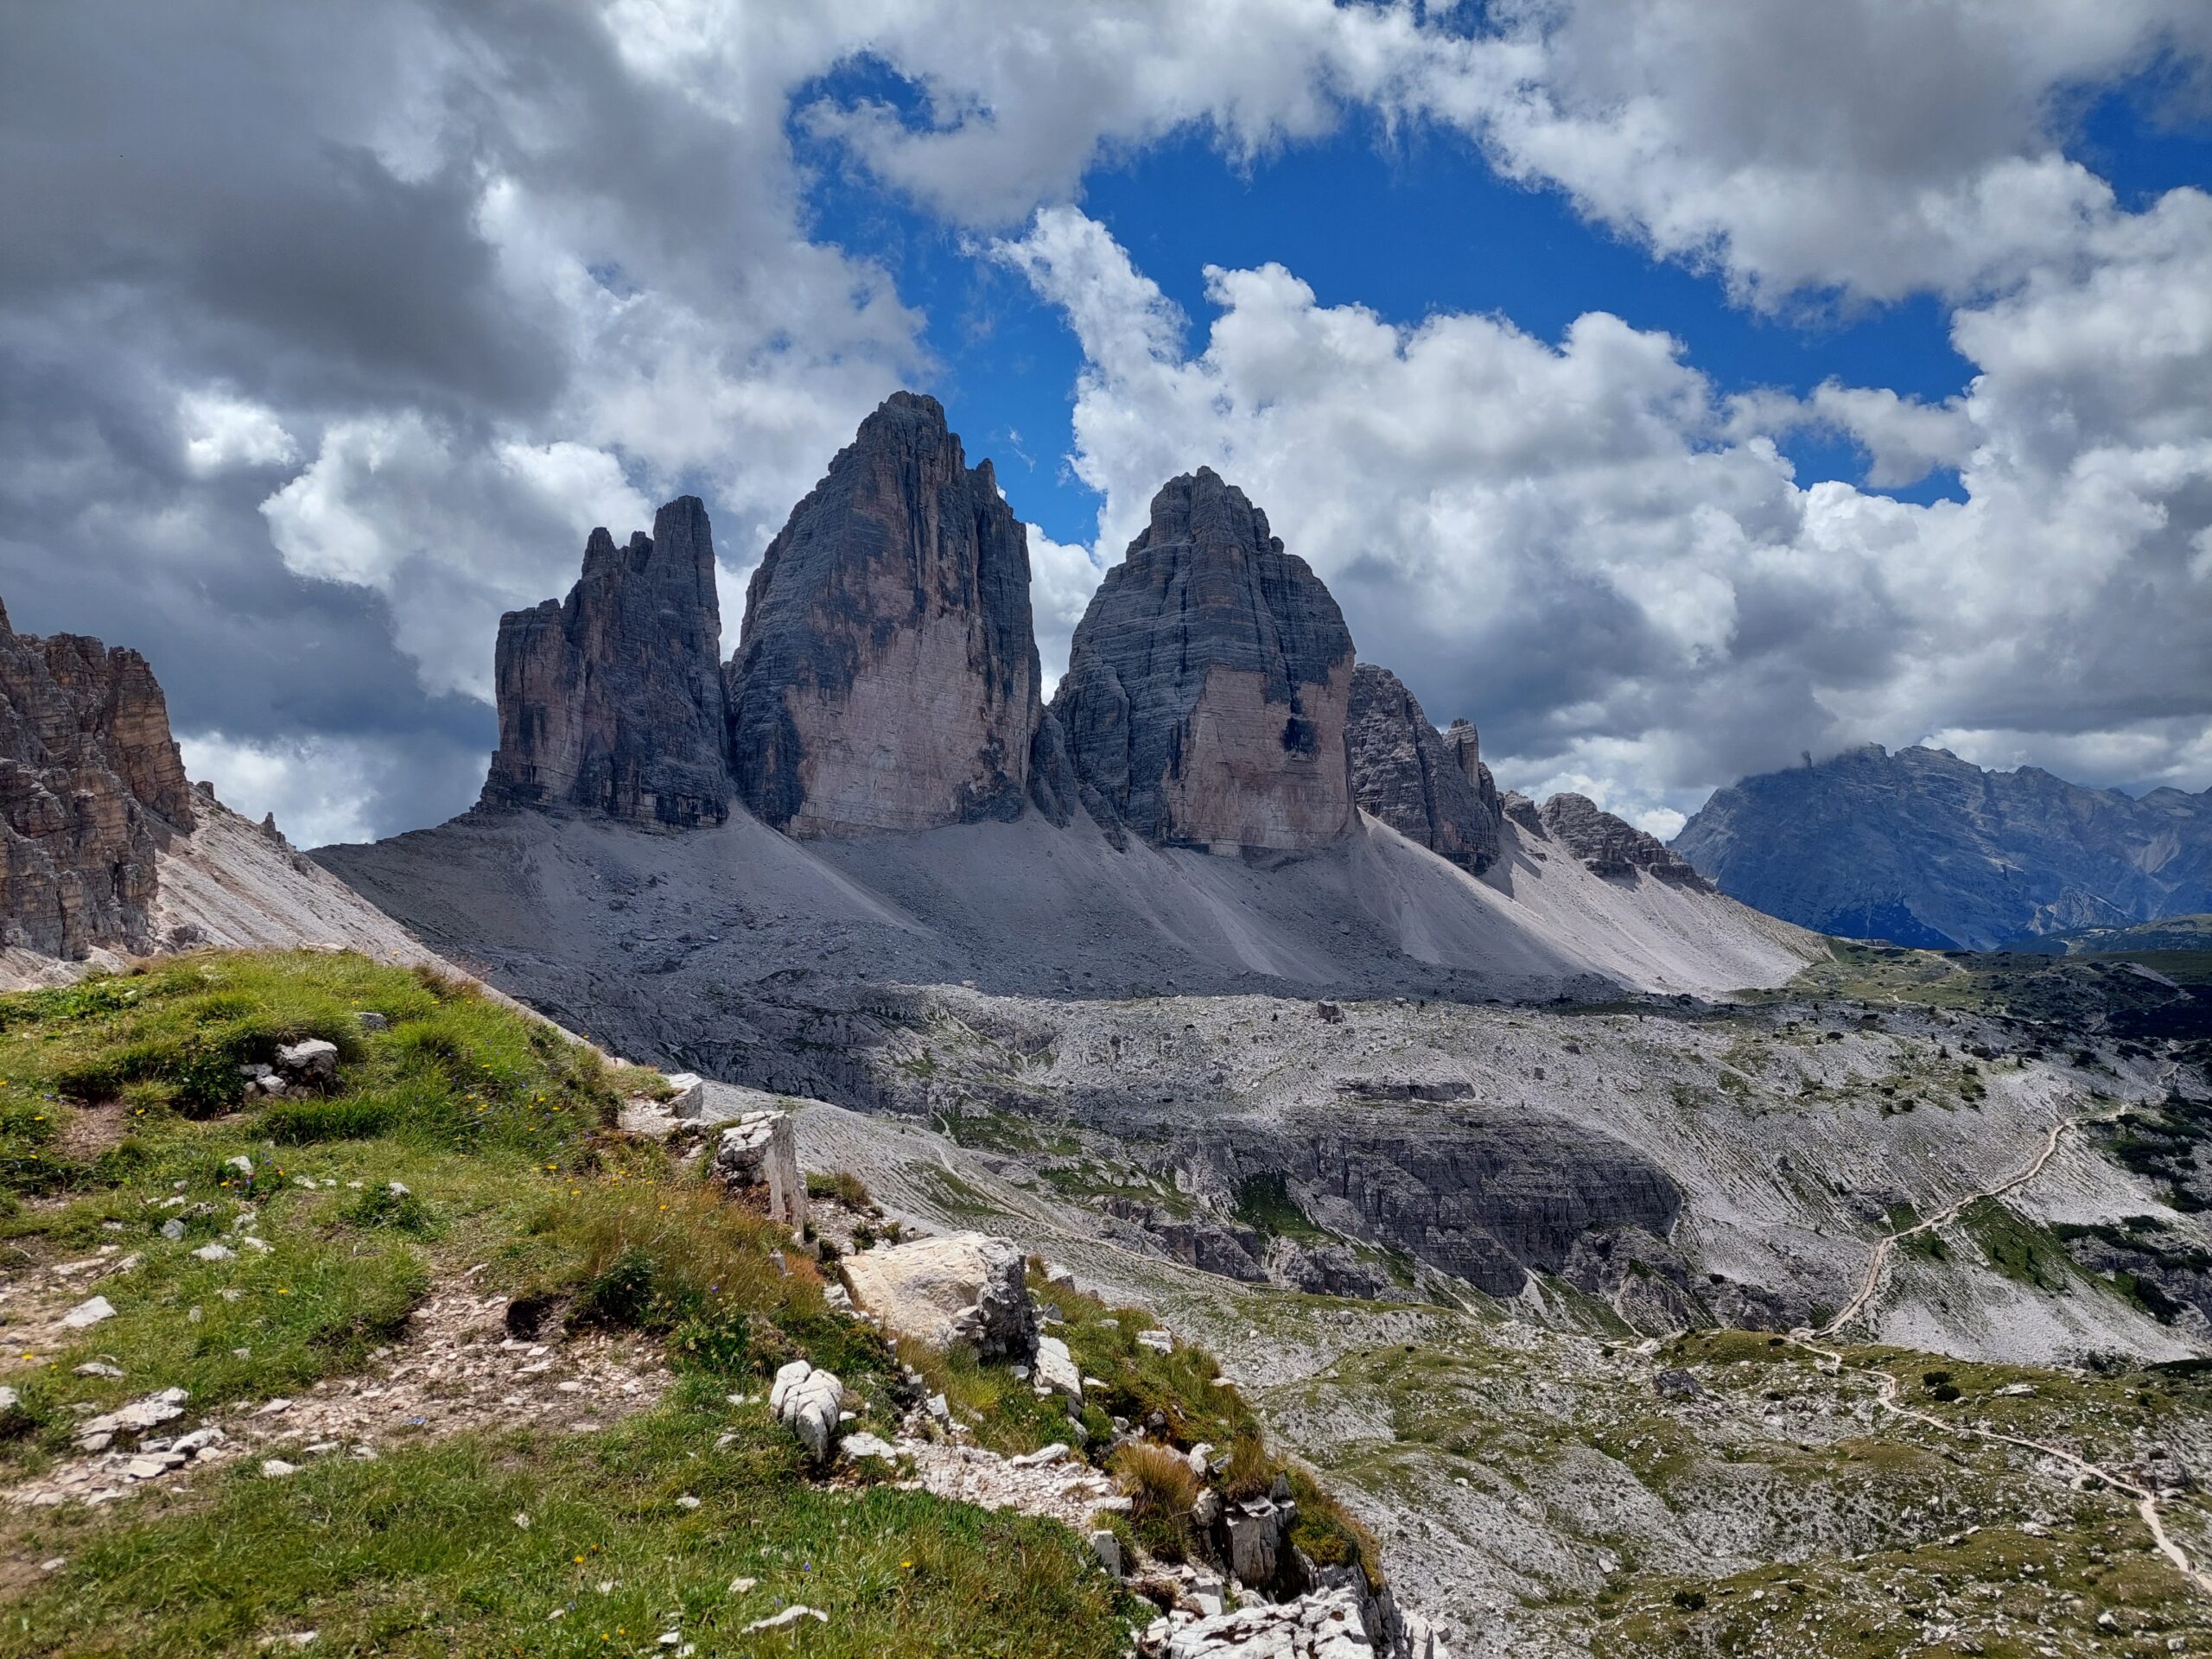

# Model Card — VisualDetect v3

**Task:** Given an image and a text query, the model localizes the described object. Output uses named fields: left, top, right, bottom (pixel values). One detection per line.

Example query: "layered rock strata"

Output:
left=1344, top=665, right=1501, bottom=873
left=0, top=599, right=195, bottom=956
left=725, top=392, right=1041, bottom=836
left=1539, top=793, right=1710, bottom=888
left=1052, top=470, right=1356, bottom=851
left=481, top=498, right=729, bottom=829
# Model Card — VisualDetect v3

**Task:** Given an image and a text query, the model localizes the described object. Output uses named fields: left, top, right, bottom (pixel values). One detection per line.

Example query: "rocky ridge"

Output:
left=1674, top=741, right=2212, bottom=948
left=1344, top=664, right=1501, bottom=873
left=1535, top=791, right=1709, bottom=888
left=0, top=599, right=194, bottom=957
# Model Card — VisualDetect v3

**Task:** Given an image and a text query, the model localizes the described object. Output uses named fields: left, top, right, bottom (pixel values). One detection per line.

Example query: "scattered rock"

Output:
left=741, top=1606, right=828, bottom=1635
left=260, top=1459, right=298, bottom=1478
left=1652, top=1369, right=1704, bottom=1402
left=1088, top=1528, right=1124, bottom=1578
left=274, top=1039, right=339, bottom=1086
left=61, top=1296, right=115, bottom=1329
left=1009, top=1443, right=1070, bottom=1469
left=1033, top=1334, right=1083, bottom=1402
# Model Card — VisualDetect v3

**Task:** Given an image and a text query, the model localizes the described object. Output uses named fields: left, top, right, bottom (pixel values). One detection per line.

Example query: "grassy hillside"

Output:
left=0, top=952, right=1149, bottom=1656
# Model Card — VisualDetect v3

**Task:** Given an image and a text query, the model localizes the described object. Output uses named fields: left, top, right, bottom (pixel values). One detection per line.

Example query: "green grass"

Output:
left=0, top=952, right=1171, bottom=1656
left=0, top=1379, right=1138, bottom=1657
left=1231, top=1173, right=1330, bottom=1244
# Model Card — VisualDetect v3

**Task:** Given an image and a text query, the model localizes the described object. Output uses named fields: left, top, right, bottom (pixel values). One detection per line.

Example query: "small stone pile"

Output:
left=237, top=1039, right=340, bottom=1098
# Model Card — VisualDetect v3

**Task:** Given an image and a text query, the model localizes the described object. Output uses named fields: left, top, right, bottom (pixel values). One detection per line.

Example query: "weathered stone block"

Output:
left=714, top=1110, right=804, bottom=1228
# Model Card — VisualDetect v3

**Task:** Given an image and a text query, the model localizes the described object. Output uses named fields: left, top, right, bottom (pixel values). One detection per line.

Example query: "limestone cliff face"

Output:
left=1344, top=664, right=1501, bottom=872
left=0, top=598, right=195, bottom=957
left=1052, top=469, right=1355, bottom=851
left=480, top=497, right=728, bottom=830
left=725, top=392, right=1040, bottom=837
left=1540, top=792, right=1710, bottom=888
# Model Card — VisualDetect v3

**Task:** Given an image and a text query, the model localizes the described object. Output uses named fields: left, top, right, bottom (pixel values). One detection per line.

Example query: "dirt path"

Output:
left=1789, top=1094, right=2212, bottom=1599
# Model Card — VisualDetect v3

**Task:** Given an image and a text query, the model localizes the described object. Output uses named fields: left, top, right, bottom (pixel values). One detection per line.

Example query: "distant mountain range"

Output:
left=1673, top=743, right=2212, bottom=950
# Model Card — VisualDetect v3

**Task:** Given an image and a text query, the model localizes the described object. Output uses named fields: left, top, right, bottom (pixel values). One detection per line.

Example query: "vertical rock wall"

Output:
left=724, top=392, right=1041, bottom=837
left=480, top=497, right=729, bottom=830
left=1052, top=469, right=1356, bottom=851
left=1344, top=665, right=1502, bottom=873
left=0, top=599, right=195, bottom=957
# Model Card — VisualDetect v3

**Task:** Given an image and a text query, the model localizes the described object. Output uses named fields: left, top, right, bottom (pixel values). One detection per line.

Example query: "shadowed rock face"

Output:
left=0, top=598, right=194, bottom=956
left=725, top=391, right=1040, bottom=837
left=1345, top=664, right=1502, bottom=873
left=481, top=497, right=728, bottom=830
left=1052, top=469, right=1356, bottom=851
left=1540, top=793, right=1711, bottom=888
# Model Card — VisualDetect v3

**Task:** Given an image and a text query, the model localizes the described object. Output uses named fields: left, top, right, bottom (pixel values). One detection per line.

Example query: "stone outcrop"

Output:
left=713, top=1109, right=806, bottom=1229
left=1538, top=793, right=1710, bottom=888
left=0, top=599, right=195, bottom=957
left=840, top=1231, right=1037, bottom=1359
left=1344, top=665, right=1500, bottom=873
left=725, top=392, right=1041, bottom=837
left=1052, top=470, right=1356, bottom=851
left=1674, top=743, right=2212, bottom=949
left=480, top=497, right=728, bottom=829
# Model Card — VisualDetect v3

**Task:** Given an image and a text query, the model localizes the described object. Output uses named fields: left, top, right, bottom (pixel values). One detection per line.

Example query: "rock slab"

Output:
left=480, top=497, right=729, bottom=829
left=726, top=392, right=1041, bottom=837
left=0, top=599, right=194, bottom=957
left=1052, top=470, right=1356, bottom=851
left=841, top=1231, right=1037, bottom=1359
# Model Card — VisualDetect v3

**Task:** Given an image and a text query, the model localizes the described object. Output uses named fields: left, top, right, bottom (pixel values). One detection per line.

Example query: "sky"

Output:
left=4, top=1, right=2211, bottom=847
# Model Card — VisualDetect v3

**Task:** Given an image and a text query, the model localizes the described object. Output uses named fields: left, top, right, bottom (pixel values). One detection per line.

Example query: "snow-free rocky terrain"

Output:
left=14, top=391, right=2212, bottom=1653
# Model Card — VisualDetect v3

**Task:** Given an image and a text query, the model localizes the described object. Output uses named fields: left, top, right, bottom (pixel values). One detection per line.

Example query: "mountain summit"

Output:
left=1674, top=742, right=2212, bottom=949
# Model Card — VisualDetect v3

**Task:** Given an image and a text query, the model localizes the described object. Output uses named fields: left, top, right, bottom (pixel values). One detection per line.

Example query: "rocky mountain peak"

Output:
left=480, top=496, right=729, bottom=830
left=1051, top=469, right=1357, bottom=850
left=1539, top=793, right=1711, bottom=888
left=0, top=602, right=194, bottom=957
left=1344, top=664, right=1502, bottom=872
left=1674, top=742, right=2212, bottom=948
left=725, top=391, right=1041, bottom=836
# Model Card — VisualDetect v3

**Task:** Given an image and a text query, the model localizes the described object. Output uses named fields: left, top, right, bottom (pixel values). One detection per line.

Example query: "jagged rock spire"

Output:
left=481, top=496, right=729, bottom=829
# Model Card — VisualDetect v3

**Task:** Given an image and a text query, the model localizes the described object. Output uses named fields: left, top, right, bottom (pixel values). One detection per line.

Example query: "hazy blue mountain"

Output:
left=1673, top=744, right=2212, bottom=950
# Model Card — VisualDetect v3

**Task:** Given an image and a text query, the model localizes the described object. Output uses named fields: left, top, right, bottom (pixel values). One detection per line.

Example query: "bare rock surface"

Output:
left=840, top=1231, right=1037, bottom=1359
left=481, top=497, right=729, bottom=829
left=1538, top=793, right=1709, bottom=889
left=713, top=1109, right=806, bottom=1228
left=0, top=600, right=194, bottom=957
left=1345, top=666, right=1500, bottom=874
left=726, top=392, right=1040, bottom=837
left=1052, top=470, right=1355, bottom=851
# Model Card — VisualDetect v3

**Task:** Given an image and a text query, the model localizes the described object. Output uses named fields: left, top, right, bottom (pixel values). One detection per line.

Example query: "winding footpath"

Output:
left=1787, top=1096, right=2212, bottom=1597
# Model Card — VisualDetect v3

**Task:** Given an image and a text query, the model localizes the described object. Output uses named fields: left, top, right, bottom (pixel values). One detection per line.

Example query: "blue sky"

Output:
left=5, top=2, right=2211, bottom=843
